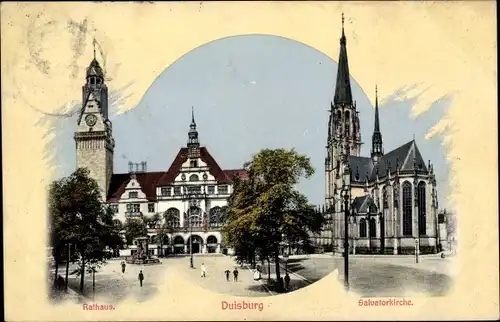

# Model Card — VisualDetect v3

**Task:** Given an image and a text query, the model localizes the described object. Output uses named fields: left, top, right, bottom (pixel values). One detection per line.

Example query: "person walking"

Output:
left=284, top=273, right=291, bottom=290
left=233, top=267, right=239, bottom=282
left=138, top=270, right=144, bottom=287
left=200, top=263, right=207, bottom=278
left=121, top=261, right=126, bottom=274
left=224, top=269, right=230, bottom=281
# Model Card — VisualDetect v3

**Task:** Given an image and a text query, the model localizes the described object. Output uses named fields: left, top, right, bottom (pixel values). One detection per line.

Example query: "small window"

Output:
left=189, top=174, right=199, bottom=182
left=148, top=203, right=155, bottom=213
left=174, top=186, right=182, bottom=196
left=207, top=185, right=215, bottom=194
left=190, top=159, right=198, bottom=168
left=126, top=203, right=140, bottom=213
left=161, top=187, right=171, bottom=196
left=188, top=185, right=201, bottom=194
left=129, top=191, right=138, bottom=199
left=218, top=185, right=228, bottom=194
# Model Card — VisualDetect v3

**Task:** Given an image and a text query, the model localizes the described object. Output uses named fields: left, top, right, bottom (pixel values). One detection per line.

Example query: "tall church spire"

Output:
left=371, top=85, right=384, bottom=161
left=333, top=13, right=353, bottom=106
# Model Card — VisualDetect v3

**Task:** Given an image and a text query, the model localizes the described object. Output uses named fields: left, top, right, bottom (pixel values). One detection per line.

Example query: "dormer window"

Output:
left=129, top=191, right=138, bottom=199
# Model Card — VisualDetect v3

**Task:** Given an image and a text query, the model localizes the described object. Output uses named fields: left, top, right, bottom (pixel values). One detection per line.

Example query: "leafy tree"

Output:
left=124, top=217, right=148, bottom=245
left=223, top=148, right=325, bottom=291
left=48, top=168, right=122, bottom=294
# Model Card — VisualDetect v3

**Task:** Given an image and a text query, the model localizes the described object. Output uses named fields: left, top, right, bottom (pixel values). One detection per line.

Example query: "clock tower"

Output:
left=74, top=53, right=115, bottom=200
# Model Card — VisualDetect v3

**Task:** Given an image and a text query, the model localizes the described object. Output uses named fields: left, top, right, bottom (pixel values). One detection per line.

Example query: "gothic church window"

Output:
left=402, top=181, right=412, bottom=236
left=359, top=218, right=367, bottom=237
left=393, top=184, right=399, bottom=208
left=383, top=186, right=389, bottom=209
left=369, top=217, right=376, bottom=237
left=417, top=181, right=427, bottom=235
left=345, top=111, right=350, bottom=135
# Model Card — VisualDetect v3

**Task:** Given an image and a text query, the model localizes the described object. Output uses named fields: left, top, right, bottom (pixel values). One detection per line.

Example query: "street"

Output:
left=52, top=254, right=454, bottom=302
left=264, top=254, right=454, bottom=296
left=56, top=254, right=271, bottom=302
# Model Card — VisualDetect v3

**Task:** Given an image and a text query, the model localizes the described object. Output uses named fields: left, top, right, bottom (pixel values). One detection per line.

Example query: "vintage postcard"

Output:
left=2, top=1, right=498, bottom=321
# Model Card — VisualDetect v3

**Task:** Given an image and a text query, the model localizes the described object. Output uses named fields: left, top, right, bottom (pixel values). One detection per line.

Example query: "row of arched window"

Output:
left=362, top=181, right=428, bottom=237
left=164, top=206, right=226, bottom=228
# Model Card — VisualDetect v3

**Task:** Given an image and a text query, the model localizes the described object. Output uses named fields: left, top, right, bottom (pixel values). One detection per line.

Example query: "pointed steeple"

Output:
left=187, top=107, right=200, bottom=158
left=333, top=13, right=353, bottom=106
left=371, top=85, right=384, bottom=161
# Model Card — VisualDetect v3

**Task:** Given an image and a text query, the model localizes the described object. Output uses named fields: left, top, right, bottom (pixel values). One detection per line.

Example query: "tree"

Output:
left=48, top=168, right=122, bottom=294
left=124, top=217, right=148, bottom=246
left=223, top=148, right=325, bottom=291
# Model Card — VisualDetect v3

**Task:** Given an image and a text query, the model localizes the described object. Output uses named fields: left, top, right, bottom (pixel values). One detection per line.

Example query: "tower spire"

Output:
left=333, top=13, right=353, bottom=106
left=93, top=36, right=97, bottom=60
left=188, top=107, right=200, bottom=158
left=371, top=85, right=384, bottom=161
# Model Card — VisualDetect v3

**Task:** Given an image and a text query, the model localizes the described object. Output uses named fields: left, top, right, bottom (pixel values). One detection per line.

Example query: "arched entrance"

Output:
left=173, top=235, right=185, bottom=255
left=206, top=235, right=218, bottom=253
left=186, top=235, right=203, bottom=254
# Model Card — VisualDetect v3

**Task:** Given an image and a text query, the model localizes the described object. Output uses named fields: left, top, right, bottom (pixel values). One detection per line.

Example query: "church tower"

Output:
left=74, top=45, right=115, bottom=200
left=325, top=14, right=362, bottom=207
left=371, top=85, right=384, bottom=162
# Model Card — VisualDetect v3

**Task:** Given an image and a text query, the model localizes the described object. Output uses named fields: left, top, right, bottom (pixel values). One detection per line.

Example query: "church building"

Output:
left=74, top=53, right=247, bottom=256
left=323, top=16, right=440, bottom=255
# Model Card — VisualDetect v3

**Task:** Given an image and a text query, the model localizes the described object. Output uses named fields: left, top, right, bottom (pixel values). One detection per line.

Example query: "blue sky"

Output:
left=39, top=34, right=451, bottom=208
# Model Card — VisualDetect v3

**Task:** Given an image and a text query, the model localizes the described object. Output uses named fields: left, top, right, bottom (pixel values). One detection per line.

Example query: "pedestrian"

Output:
left=200, top=263, right=207, bottom=278
left=233, top=267, right=239, bottom=282
left=284, top=273, right=291, bottom=290
left=121, top=261, right=126, bottom=274
left=279, top=276, right=284, bottom=291
left=138, top=270, right=144, bottom=287
left=224, top=269, right=230, bottom=281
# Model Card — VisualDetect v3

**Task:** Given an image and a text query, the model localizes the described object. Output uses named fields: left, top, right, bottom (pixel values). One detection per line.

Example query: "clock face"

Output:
left=85, top=114, right=97, bottom=127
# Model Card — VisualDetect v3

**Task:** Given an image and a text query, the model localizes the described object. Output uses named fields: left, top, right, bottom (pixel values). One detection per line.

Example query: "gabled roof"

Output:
left=106, top=147, right=248, bottom=203
left=350, top=140, right=428, bottom=183
left=156, top=147, right=247, bottom=185
left=107, top=171, right=165, bottom=202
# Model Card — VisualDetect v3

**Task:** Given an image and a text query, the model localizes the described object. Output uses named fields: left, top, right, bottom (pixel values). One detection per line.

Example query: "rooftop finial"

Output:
left=93, top=36, right=97, bottom=60
left=191, top=106, right=195, bottom=124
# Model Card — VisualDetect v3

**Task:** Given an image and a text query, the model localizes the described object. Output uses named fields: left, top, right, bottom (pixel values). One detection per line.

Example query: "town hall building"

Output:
left=322, top=16, right=440, bottom=255
left=74, top=54, right=247, bottom=256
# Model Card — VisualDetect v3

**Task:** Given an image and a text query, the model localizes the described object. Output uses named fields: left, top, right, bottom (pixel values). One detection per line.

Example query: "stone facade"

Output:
left=319, top=17, right=440, bottom=255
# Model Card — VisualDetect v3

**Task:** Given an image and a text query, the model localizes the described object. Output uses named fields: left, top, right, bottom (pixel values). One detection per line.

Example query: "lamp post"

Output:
left=415, top=238, right=419, bottom=263
left=183, top=184, right=207, bottom=269
left=343, top=165, right=351, bottom=292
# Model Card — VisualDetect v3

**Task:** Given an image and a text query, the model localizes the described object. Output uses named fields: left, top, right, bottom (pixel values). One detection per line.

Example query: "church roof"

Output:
left=351, top=195, right=377, bottom=214
left=349, top=140, right=428, bottom=183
